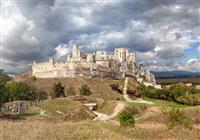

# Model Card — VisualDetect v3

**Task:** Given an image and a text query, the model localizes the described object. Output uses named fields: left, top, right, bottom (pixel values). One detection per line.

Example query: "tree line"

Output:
left=0, top=69, right=93, bottom=109
left=0, top=70, right=48, bottom=108
left=137, top=83, right=200, bottom=106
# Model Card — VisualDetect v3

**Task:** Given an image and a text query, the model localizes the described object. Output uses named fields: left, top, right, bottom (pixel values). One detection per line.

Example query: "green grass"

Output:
left=23, top=98, right=96, bottom=121
left=142, top=97, right=189, bottom=108
left=96, top=100, right=118, bottom=115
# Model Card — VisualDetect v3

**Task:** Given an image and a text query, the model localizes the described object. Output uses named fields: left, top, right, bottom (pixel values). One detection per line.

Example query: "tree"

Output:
left=0, top=70, right=10, bottom=108
left=52, top=82, right=65, bottom=98
left=79, top=85, right=92, bottom=96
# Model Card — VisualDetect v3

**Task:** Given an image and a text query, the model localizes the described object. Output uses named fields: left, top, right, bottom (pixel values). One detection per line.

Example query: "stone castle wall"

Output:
left=31, top=44, right=152, bottom=83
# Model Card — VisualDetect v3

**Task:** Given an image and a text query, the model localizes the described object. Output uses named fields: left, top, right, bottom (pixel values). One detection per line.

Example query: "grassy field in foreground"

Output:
left=0, top=120, right=200, bottom=140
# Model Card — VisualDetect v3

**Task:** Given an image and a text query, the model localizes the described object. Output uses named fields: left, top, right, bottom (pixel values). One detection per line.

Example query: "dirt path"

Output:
left=123, top=77, right=154, bottom=105
left=93, top=102, right=125, bottom=121
left=122, top=78, right=133, bottom=102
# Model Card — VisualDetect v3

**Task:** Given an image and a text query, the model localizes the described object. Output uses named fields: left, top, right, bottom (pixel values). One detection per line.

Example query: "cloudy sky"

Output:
left=0, top=0, right=200, bottom=73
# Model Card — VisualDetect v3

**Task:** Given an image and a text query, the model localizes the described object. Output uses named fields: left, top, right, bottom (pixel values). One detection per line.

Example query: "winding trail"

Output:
left=123, top=77, right=154, bottom=105
left=93, top=77, right=154, bottom=122
left=93, top=102, right=125, bottom=121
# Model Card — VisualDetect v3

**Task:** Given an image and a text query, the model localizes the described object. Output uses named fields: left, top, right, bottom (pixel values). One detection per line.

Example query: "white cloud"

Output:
left=54, top=44, right=70, bottom=59
left=1, top=0, right=200, bottom=73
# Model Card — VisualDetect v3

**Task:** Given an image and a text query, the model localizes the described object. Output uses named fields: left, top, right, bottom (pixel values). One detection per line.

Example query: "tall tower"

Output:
left=72, top=44, right=80, bottom=61
left=49, top=57, right=54, bottom=65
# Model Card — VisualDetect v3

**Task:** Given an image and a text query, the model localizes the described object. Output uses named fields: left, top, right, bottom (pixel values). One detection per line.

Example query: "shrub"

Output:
left=144, top=86, right=157, bottom=98
left=52, top=82, right=65, bottom=98
left=136, top=83, right=200, bottom=106
left=32, top=76, right=37, bottom=81
left=165, top=108, right=192, bottom=129
left=136, top=84, right=146, bottom=97
left=66, top=86, right=76, bottom=96
left=119, top=109, right=135, bottom=127
left=176, top=94, right=200, bottom=106
left=110, top=83, right=119, bottom=91
left=127, top=89, right=137, bottom=98
left=110, top=83, right=122, bottom=94
left=79, top=85, right=92, bottom=96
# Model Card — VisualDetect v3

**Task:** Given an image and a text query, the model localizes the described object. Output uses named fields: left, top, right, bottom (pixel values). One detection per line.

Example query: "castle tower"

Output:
left=49, top=57, right=54, bottom=65
left=127, top=52, right=136, bottom=63
left=72, top=44, right=80, bottom=62
left=114, top=48, right=128, bottom=63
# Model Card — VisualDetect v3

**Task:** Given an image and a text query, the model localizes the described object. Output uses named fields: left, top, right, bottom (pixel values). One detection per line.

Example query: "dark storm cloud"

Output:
left=1, top=0, right=200, bottom=72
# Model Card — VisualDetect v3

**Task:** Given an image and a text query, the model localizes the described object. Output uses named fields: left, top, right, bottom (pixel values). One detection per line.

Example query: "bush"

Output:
left=110, top=83, right=119, bottom=91
left=127, top=89, right=137, bottom=98
left=32, top=76, right=37, bottom=81
left=79, top=85, right=92, bottom=96
left=110, top=83, right=122, bottom=94
left=165, top=108, right=192, bottom=129
left=136, top=83, right=200, bottom=106
left=136, top=84, right=146, bottom=96
left=144, top=86, right=157, bottom=98
left=52, top=82, right=65, bottom=98
left=176, top=94, right=200, bottom=106
left=65, top=86, right=76, bottom=96
left=119, top=109, right=135, bottom=127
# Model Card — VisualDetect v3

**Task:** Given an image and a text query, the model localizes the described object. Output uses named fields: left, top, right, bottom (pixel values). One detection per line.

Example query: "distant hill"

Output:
left=153, top=71, right=200, bottom=79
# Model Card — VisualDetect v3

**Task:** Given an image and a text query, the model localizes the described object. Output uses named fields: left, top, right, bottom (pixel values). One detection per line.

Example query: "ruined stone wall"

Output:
left=86, top=53, right=95, bottom=63
left=32, top=61, right=77, bottom=78
left=127, top=52, right=136, bottom=63
left=114, top=48, right=128, bottom=62
left=72, top=44, right=81, bottom=61
left=30, top=45, right=157, bottom=85
left=95, top=60, right=109, bottom=68
left=95, top=51, right=107, bottom=61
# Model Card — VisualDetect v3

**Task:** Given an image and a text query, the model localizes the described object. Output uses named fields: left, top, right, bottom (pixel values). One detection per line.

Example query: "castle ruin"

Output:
left=32, top=44, right=159, bottom=88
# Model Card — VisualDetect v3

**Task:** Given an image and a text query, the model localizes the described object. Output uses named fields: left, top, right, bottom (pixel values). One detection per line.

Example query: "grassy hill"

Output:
left=25, top=77, right=124, bottom=101
left=2, top=77, right=200, bottom=140
left=38, top=98, right=96, bottom=121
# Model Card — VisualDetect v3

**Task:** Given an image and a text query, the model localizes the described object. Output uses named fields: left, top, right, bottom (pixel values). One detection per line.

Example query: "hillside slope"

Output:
left=25, top=77, right=124, bottom=101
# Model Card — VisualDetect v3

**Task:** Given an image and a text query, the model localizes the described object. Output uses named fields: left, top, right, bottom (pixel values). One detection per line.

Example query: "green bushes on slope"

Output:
left=119, top=107, right=137, bottom=127
left=136, top=84, right=200, bottom=106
